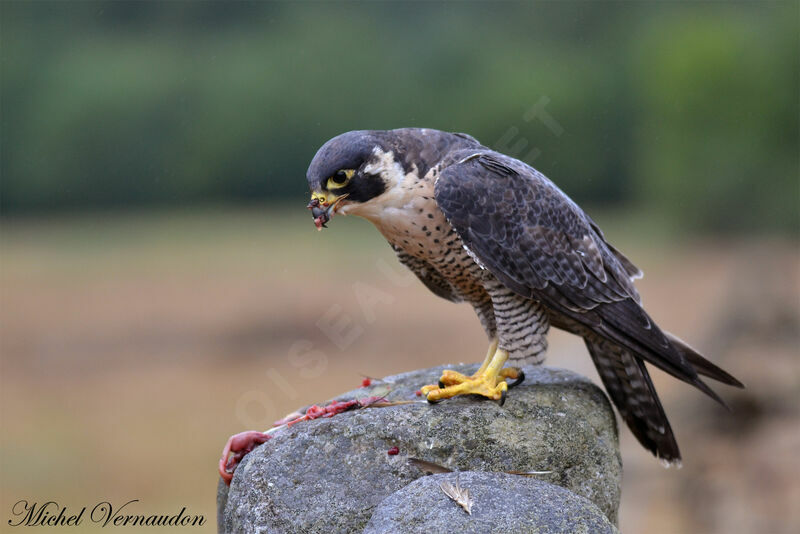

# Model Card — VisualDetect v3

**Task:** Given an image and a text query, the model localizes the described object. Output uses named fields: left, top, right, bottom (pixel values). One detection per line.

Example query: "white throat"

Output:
left=339, top=147, right=421, bottom=223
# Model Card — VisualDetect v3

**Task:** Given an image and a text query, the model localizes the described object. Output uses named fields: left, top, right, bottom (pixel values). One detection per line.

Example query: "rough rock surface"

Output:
left=363, top=471, right=620, bottom=534
left=218, top=364, right=621, bottom=533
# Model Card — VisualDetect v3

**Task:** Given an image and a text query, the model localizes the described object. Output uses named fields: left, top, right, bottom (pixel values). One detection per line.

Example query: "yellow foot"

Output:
left=421, top=346, right=524, bottom=406
left=437, top=366, right=525, bottom=389
left=422, top=373, right=509, bottom=404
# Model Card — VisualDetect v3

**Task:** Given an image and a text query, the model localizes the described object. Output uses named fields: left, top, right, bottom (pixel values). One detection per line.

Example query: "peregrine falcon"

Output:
left=305, top=128, right=743, bottom=463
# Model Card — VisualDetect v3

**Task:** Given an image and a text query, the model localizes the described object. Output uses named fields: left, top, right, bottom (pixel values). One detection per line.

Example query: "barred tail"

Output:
left=585, top=335, right=682, bottom=464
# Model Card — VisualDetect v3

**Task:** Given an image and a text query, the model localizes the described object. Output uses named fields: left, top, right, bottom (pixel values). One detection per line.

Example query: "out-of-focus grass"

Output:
left=1, top=206, right=798, bottom=533
left=1, top=205, right=387, bottom=276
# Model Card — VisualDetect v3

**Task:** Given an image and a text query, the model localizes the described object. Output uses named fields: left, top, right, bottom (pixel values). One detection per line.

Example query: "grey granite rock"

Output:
left=363, top=471, right=620, bottom=534
left=218, top=364, right=621, bottom=533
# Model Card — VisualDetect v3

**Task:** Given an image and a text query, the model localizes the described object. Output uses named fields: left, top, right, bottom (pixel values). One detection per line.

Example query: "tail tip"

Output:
left=659, top=457, right=683, bottom=469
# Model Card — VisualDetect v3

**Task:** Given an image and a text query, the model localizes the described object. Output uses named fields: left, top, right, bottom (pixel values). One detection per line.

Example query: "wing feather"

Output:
left=435, top=150, right=721, bottom=396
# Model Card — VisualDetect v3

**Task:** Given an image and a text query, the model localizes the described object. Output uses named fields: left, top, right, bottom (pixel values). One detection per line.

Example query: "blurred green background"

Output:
left=2, top=0, right=797, bottom=233
left=1, top=2, right=799, bottom=534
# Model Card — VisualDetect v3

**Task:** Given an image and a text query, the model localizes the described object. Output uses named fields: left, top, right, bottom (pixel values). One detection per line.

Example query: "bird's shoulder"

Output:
left=433, top=148, right=641, bottom=305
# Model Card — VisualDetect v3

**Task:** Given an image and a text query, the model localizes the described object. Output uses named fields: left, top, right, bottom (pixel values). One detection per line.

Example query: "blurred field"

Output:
left=1, top=207, right=798, bottom=533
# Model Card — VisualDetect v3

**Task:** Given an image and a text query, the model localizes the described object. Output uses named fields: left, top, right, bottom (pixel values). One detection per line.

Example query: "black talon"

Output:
left=498, top=389, right=507, bottom=406
left=438, top=380, right=446, bottom=389
left=507, top=370, right=525, bottom=389
left=426, top=394, right=443, bottom=404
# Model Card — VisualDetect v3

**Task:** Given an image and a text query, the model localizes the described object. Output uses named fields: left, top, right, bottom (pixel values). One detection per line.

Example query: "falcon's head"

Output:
left=305, top=130, right=395, bottom=230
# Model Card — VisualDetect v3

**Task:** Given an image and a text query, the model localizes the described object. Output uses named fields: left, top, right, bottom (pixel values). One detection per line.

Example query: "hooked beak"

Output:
left=307, top=191, right=349, bottom=230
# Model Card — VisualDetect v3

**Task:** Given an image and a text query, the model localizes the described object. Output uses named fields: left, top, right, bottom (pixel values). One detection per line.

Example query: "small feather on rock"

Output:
left=439, top=478, right=473, bottom=515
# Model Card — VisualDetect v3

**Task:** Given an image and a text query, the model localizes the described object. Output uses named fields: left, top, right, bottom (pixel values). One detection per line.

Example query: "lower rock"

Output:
left=363, top=471, right=620, bottom=534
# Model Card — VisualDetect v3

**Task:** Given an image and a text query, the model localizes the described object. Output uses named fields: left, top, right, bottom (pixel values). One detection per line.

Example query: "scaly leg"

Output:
left=436, top=338, right=498, bottom=387
left=427, top=338, right=525, bottom=391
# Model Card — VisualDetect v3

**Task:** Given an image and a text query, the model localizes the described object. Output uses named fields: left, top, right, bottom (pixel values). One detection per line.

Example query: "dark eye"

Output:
left=331, top=170, right=349, bottom=185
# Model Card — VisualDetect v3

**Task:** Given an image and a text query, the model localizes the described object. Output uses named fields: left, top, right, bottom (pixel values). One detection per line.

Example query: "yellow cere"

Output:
left=310, top=190, right=341, bottom=206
